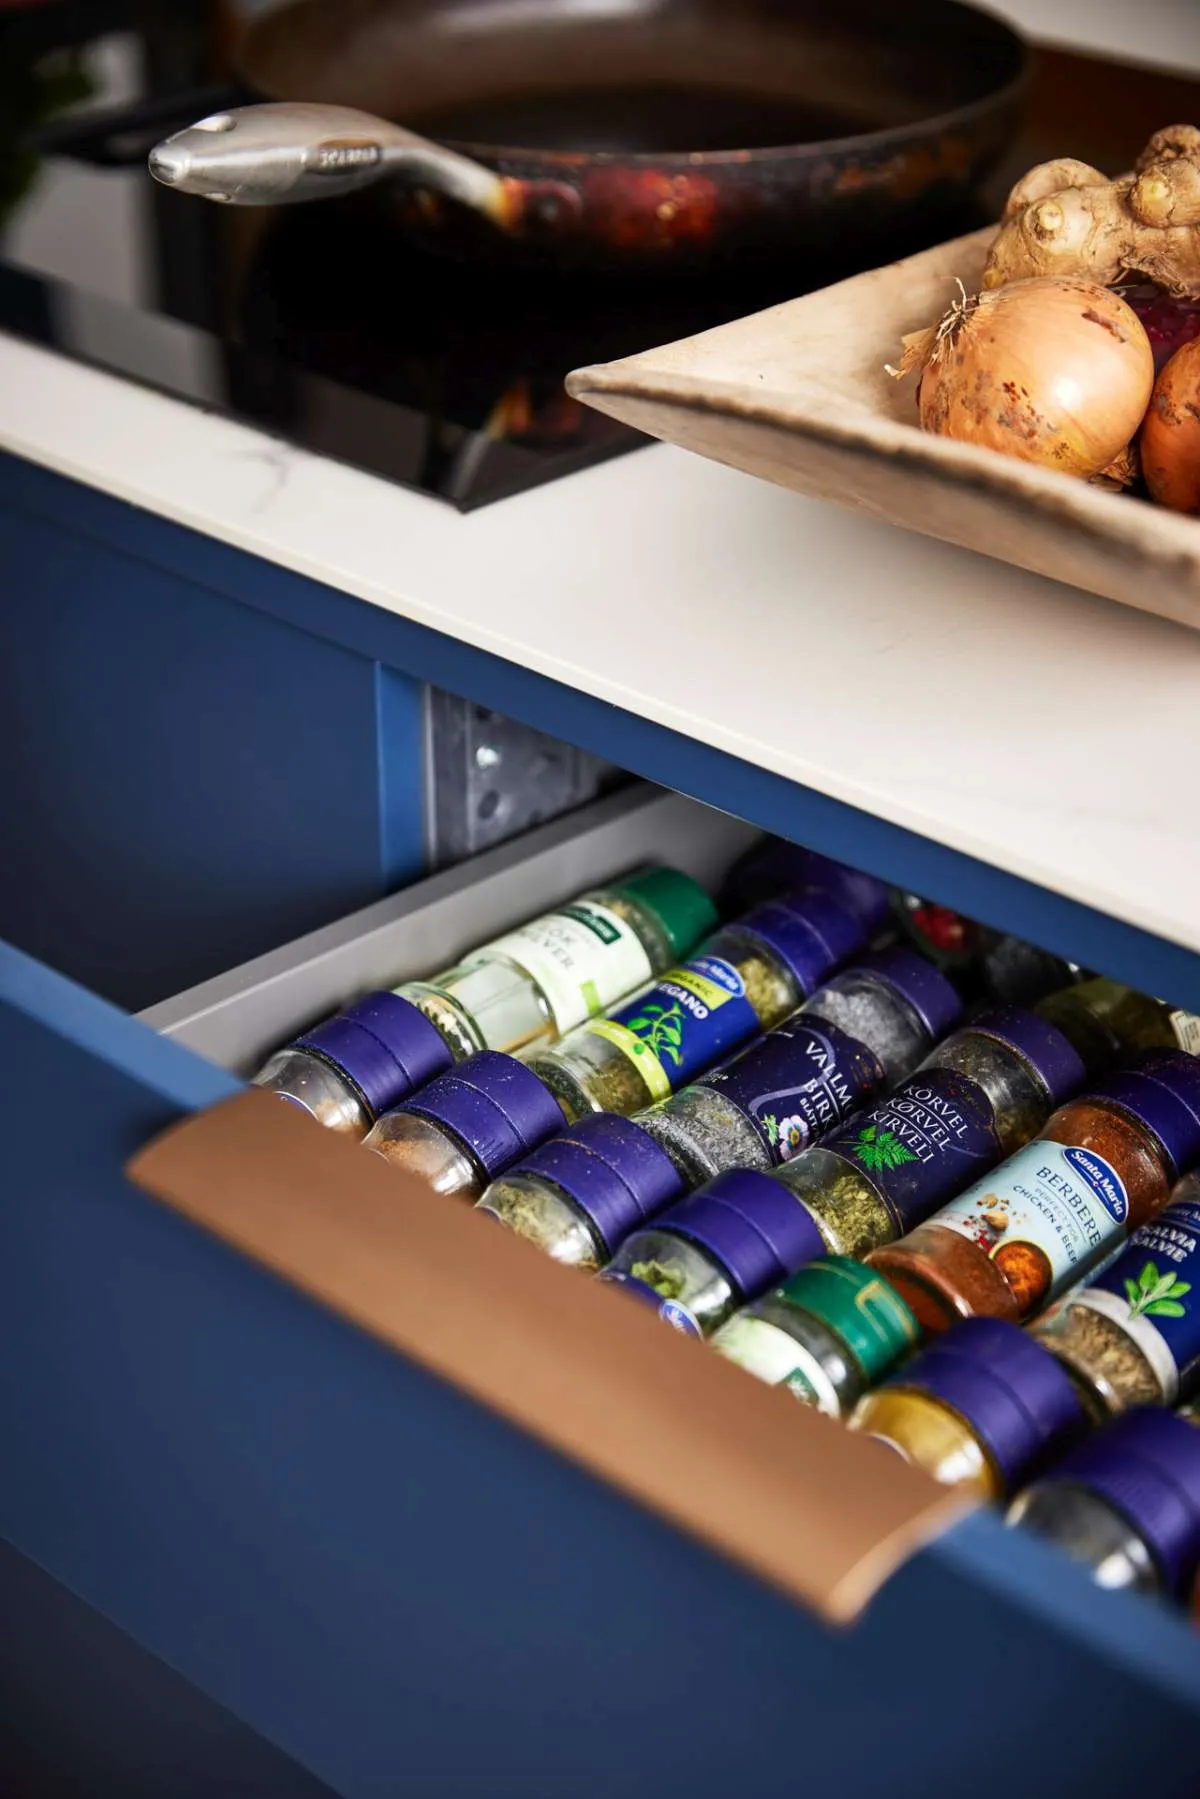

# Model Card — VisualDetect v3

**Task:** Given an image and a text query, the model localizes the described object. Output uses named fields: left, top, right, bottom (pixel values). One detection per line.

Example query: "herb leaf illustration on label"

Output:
left=852, top=1124, right=920, bottom=1173
left=1124, top=1260, right=1192, bottom=1319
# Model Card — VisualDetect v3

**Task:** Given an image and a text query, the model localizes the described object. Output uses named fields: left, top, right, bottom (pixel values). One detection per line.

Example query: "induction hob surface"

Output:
left=0, top=2, right=984, bottom=509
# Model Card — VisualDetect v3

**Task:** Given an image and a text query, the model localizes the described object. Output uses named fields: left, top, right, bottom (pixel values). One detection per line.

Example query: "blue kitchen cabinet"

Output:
left=0, top=451, right=424, bottom=1011
left=7, top=449, right=1200, bottom=1796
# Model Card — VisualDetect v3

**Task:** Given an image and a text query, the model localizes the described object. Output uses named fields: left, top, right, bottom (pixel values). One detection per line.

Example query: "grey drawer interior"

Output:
left=140, top=785, right=761, bottom=1076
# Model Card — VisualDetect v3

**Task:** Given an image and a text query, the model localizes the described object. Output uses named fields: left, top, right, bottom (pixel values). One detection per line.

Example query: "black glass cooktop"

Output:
left=0, top=2, right=983, bottom=509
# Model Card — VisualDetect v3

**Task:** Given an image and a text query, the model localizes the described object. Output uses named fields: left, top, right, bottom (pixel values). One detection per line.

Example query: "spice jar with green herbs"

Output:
left=1037, top=976, right=1200, bottom=1073
left=399, top=867, right=715, bottom=1060
left=712, top=1257, right=920, bottom=1416
left=871, top=1052, right=1200, bottom=1334
left=851, top=1318, right=1086, bottom=1500
left=255, top=991, right=454, bottom=1137
left=1033, top=1172, right=1200, bottom=1418
left=363, top=1050, right=564, bottom=1200
left=527, top=891, right=866, bottom=1122
left=475, top=1113, right=684, bottom=1270
left=764, top=1007, right=1085, bottom=1262
left=1009, top=1408, right=1200, bottom=1602
left=600, top=1168, right=828, bottom=1338
left=635, top=949, right=961, bottom=1186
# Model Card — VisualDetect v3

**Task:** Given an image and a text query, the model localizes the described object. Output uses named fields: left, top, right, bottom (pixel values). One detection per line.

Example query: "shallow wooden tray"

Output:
left=568, top=227, right=1200, bottom=630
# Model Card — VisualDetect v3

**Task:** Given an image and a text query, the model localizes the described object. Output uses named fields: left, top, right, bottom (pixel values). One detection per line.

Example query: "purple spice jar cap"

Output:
left=741, top=891, right=863, bottom=998
left=1042, top=1408, right=1200, bottom=1597
left=802, top=852, right=893, bottom=934
left=513, top=1115, right=684, bottom=1254
left=662, top=1169, right=826, bottom=1302
left=406, top=1051, right=563, bottom=1178
left=857, top=948, right=962, bottom=1041
left=1091, top=1051, right=1200, bottom=1179
left=973, top=1005, right=1086, bottom=1107
left=888, top=1318, right=1085, bottom=1491
left=296, top=992, right=453, bottom=1120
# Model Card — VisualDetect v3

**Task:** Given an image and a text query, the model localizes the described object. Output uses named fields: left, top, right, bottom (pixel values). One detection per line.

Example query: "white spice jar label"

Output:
left=936, top=1140, right=1129, bottom=1316
left=1170, top=1010, right=1200, bottom=1056
left=712, top=1316, right=841, bottom=1414
left=466, top=903, right=653, bottom=1035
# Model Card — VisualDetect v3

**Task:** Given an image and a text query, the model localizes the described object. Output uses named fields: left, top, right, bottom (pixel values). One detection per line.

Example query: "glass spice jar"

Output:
left=475, top=1113, right=684, bottom=1270
left=721, top=839, right=892, bottom=934
left=851, top=1318, right=1086, bottom=1501
left=398, top=866, right=716, bottom=1060
left=1009, top=1407, right=1200, bottom=1601
left=870, top=1052, right=1200, bottom=1335
left=363, top=1050, right=565, bottom=1200
left=891, top=892, right=1086, bottom=1008
left=527, top=891, right=867, bottom=1123
left=254, top=991, right=455, bottom=1137
left=1032, top=1172, right=1200, bottom=1419
left=1037, top=976, right=1200, bottom=1075
left=711, top=1256, right=920, bottom=1417
left=764, top=1007, right=1086, bottom=1263
left=599, top=1168, right=828, bottom=1338
left=634, top=948, right=962, bottom=1187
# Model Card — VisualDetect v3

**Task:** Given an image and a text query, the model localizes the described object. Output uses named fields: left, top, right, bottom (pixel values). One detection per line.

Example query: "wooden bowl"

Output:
left=567, top=227, right=1200, bottom=630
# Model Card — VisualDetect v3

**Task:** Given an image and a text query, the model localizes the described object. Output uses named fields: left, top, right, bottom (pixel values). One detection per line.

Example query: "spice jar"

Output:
left=722, top=839, right=891, bottom=933
left=712, top=1256, right=920, bottom=1416
left=254, top=991, right=455, bottom=1136
left=475, top=1114, right=684, bottom=1270
left=527, top=891, right=866, bottom=1123
left=399, top=866, right=716, bottom=1060
left=764, top=1007, right=1085, bottom=1262
left=363, top=1050, right=565, bottom=1199
left=600, top=1168, right=828, bottom=1338
left=892, top=893, right=1085, bottom=1007
left=851, top=1318, right=1086, bottom=1500
left=1033, top=1173, right=1200, bottom=1418
left=1037, top=976, right=1200, bottom=1074
left=635, top=948, right=961, bottom=1186
left=1009, top=1408, right=1200, bottom=1600
left=870, top=1052, right=1200, bottom=1335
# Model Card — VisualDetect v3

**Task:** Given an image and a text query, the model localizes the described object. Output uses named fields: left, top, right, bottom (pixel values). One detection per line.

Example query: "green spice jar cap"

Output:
left=615, top=867, right=718, bottom=962
left=775, top=1257, right=920, bottom=1384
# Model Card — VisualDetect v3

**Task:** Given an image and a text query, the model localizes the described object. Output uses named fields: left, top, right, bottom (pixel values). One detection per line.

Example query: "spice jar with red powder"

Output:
left=869, top=1052, right=1200, bottom=1334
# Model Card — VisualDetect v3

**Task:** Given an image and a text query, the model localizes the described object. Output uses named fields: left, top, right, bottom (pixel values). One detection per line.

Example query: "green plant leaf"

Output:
left=1138, top=1261, right=1161, bottom=1294
left=661, top=1043, right=682, bottom=1067
left=764, top=1115, right=778, bottom=1144
left=626, top=1015, right=650, bottom=1032
left=1146, top=1300, right=1187, bottom=1318
left=1124, top=1277, right=1141, bottom=1307
left=860, top=1126, right=878, bottom=1143
left=1171, top=1281, right=1192, bottom=1298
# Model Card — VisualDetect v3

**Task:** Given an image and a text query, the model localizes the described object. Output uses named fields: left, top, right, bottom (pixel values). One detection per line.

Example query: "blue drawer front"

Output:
left=0, top=454, right=424, bottom=1009
left=3, top=938, right=1200, bottom=1799
left=0, top=1539, right=334, bottom=1798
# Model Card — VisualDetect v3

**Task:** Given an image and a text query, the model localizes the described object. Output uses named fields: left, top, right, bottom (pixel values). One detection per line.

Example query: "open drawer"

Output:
left=4, top=783, right=1200, bottom=1799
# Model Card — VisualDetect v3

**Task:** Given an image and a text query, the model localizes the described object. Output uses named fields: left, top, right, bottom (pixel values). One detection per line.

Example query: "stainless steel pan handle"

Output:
left=148, top=102, right=580, bottom=234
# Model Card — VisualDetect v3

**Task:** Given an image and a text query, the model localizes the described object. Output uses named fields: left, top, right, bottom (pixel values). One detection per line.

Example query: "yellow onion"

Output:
left=911, top=277, right=1154, bottom=479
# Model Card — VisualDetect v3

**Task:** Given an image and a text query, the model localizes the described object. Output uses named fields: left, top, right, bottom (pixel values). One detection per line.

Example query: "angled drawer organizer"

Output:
left=4, top=783, right=1200, bottom=1799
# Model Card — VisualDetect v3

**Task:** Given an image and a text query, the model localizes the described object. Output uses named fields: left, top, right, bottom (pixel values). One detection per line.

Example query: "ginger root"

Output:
left=1001, top=158, right=1108, bottom=220
left=984, top=127, right=1200, bottom=297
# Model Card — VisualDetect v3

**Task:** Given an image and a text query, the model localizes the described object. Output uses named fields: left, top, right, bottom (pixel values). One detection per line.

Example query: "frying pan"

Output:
left=150, top=0, right=1028, bottom=273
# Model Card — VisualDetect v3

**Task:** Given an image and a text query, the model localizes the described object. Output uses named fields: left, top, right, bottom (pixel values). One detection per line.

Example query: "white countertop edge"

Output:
left=4, top=329, right=1200, bottom=960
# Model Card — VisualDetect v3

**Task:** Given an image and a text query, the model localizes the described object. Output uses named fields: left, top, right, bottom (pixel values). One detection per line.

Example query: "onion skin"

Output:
left=1141, top=336, right=1200, bottom=512
left=917, top=277, right=1155, bottom=479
